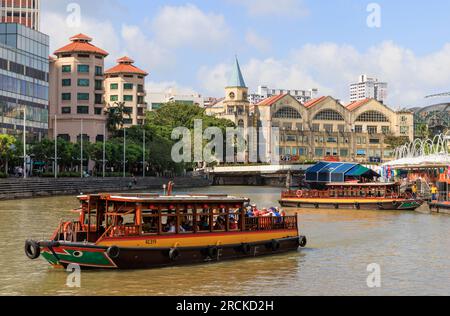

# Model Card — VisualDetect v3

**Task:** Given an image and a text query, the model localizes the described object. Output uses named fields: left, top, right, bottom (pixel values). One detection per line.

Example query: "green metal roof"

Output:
left=229, top=56, right=246, bottom=88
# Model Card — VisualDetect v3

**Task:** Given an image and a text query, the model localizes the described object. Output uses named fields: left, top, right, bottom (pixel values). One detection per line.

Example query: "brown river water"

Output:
left=0, top=186, right=449, bottom=296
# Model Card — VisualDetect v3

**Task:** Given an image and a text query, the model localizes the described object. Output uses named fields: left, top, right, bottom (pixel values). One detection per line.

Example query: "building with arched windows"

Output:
left=205, top=57, right=414, bottom=164
left=257, top=96, right=413, bottom=163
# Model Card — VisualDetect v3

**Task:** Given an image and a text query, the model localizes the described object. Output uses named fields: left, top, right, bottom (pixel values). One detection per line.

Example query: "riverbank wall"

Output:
left=0, top=177, right=211, bottom=201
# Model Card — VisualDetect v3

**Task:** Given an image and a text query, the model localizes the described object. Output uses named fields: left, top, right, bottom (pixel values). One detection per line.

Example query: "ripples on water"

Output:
left=0, top=186, right=449, bottom=296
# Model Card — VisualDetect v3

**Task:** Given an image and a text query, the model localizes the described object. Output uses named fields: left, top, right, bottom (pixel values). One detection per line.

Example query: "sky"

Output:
left=41, top=0, right=450, bottom=107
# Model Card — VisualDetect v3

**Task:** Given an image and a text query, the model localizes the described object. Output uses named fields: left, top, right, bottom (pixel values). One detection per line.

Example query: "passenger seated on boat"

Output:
left=229, top=217, right=238, bottom=230
left=245, top=206, right=254, bottom=217
left=214, top=218, right=225, bottom=231
left=199, top=216, right=210, bottom=231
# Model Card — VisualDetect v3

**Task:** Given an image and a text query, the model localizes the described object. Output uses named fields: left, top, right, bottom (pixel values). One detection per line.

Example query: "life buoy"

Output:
left=106, top=246, right=120, bottom=259
left=25, top=240, right=40, bottom=260
left=299, top=236, right=307, bottom=248
left=169, top=248, right=180, bottom=261
left=241, top=243, right=251, bottom=254
left=296, top=190, right=303, bottom=198
left=63, top=222, right=74, bottom=242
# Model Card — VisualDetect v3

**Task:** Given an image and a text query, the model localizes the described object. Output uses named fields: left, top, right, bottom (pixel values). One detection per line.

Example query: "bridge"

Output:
left=204, top=164, right=313, bottom=186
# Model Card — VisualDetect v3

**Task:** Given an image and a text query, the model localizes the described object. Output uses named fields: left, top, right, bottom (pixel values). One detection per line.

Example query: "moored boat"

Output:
left=25, top=190, right=306, bottom=270
left=280, top=182, right=424, bottom=211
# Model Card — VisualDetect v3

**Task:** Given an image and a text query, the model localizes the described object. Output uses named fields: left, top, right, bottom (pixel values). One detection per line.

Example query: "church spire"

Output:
left=229, top=56, right=247, bottom=88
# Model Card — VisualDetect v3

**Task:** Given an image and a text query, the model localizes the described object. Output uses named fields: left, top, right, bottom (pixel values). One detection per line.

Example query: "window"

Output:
left=229, top=92, right=235, bottom=100
left=327, top=137, right=337, bottom=143
left=298, top=148, right=306, bottom=156
left=123, top=118, right=133, bottom=125
left=124, top=95, right=133, bottom=102
left=369, top=139, right=380, bottom=144
left=124, top=83, right=133, bottom=90
left=77, top=106, right=89, bottom=114
left=96, top=135, right=104, bottom=142
left=324, top=124, right=333, bottom=133
left=62, top=65, right=71, bottom=73
left=382, top=126, right=390, bottom=134
left=77, top=93, right=89, bottom=101
left=338, top=125, right=345, bottom=132
left=94, top=107, right=103, bottom=115
left=110, top=95, right=118, bottom=102
left=400, top=126, right=409, bottom=135
left=95, top=80, right=103, bottom=90
left=354, top=125, right=363, bottom=133
left=313, top=110, right=344, bottom=121
left=110, top=83, right=118, bottom=90
left=78, top=79, right=90, bottom=87
left=283, top=123, right=293, bottom=131
left=58, top=134, right=70, bottom=142
left=77, top=65, right=89, bottom=73
left=125, top=107, right=133, bottom=114
left=356, top=111, right=389, bottom=122
left=62, top=93, right=71, bottom=101
left=77, top=134, right=90, bottom=142
left=367, top=126, right=378, bottom=134
left=340, top=149, right=349, bottom=157
left=138, top=84, right=144, bottom=93
left=356, top=149, right=366, bottom=156
left=296, top=123, right=303, bottom=131
left=273, top=107, right=302, bottom=119
left=62, top=107, right=71, bottom=114
left=95, top=94, right=102, bottom=104
left=62, top=79, right=71, bottom=86
left=286, top=135, right=296, bottom=142
left=315, top=148, right=324, bottom=157
left=95, top=66, right=103, bottom=76
left=311, top=124, right=320, bottom=132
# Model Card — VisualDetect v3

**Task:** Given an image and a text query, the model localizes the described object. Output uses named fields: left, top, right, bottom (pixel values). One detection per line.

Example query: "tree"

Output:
left=385, top=135, right=410, bottom=149
left=104, top=102, right=132, bottom=134
left=0, top=134, right=16, bottom=174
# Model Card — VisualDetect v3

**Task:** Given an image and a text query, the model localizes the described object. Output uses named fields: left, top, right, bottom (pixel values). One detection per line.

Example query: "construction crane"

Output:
left=425, top=92, right=450, bottom=99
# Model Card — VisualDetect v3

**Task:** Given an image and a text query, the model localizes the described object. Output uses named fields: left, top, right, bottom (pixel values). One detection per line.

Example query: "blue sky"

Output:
left=41, top=0, right=450, bottom=107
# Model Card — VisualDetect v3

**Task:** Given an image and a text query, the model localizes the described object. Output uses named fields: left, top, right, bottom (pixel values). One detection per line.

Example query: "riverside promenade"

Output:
left=0, top=176, right=211, bottom=201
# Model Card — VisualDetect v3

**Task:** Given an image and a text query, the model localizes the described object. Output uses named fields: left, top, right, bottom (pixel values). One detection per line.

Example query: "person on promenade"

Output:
left=412, top=184, right=418, bottom=199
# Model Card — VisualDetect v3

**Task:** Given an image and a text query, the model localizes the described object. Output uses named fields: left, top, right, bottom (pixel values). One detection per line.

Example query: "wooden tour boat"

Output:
left=280, top=182, right=424, bottom=211
left=25, top=186, right=306, bottom=270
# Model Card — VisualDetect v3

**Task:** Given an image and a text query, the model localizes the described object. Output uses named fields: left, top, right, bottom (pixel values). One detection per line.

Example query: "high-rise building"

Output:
left=48, top=34, right=108, bottom=143
left=0, top=0, right=40, bottom=31
left=104, top=56, right=148, bottom=126
left=249, top=85, right=318, bottom=104
left=350, top=75, right=388, bottom=103
left=0, top=22, right=49, bottom=140
left=148, top=90, right=205, bottom=111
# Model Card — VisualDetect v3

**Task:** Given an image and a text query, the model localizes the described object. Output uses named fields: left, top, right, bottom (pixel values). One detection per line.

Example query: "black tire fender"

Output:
left=299, top=236, right=307, bottom=248
left=25, top=240, right=40, bottom=260
left=169, top=248, right=180, bottom=261
left=106, top=246, right=120, bottom=259
left=207, top=246, right=218, bottom=258
left=241, top=243, right=251, bottom=254
left=271, top=239, right=281, bottom=251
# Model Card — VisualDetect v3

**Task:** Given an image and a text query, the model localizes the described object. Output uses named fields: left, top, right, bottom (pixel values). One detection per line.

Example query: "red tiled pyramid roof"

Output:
left=54, top=33, right=109, bottom=56
left=104, top=56, right=148, bottom=76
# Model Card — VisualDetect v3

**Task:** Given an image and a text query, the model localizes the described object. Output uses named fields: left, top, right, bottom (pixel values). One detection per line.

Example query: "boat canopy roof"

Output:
left=326, top=182, right=397, bottom=187
left=78, top=193, right=250, bottom=204
left=305, top=162, right=380, bottom=183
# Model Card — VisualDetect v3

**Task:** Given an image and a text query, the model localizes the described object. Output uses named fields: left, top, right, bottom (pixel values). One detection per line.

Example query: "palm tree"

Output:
left=104, top=102, right=132, bottom=133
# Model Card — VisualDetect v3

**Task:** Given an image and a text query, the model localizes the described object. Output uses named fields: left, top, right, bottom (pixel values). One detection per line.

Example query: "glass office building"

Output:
left=0, top=22, right=49, bottom=140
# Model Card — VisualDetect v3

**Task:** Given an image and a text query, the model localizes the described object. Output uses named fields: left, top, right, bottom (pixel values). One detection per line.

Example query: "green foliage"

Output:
left=385, top=135, right=410, bottom=149
left=0, top=134, right=16, bottom=174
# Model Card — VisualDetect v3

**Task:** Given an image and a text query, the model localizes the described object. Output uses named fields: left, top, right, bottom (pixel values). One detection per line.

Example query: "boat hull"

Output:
left=279, top=198, right=423, bottom=211
left=38, top=236, right=303, bottom=270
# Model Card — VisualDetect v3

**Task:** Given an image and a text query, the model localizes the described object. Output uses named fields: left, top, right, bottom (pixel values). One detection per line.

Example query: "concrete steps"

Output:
left=0, top=177, right=211, bottom=200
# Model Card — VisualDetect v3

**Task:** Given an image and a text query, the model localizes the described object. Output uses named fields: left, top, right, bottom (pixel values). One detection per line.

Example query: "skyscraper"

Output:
left=349, top=75, right=388, bottom=103
left=0, top=0, right=41, bottom=31
left=0, top=22, right=49, bottom=140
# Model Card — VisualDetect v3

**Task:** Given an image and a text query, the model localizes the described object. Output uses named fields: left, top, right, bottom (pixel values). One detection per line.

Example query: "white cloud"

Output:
left=245, top=30, right=271, bottom=53
left=198, top=41, right=450, bottom=107
left=152, top=4, right=230, bottom=49
left=230, top=0, right=309, bottom=17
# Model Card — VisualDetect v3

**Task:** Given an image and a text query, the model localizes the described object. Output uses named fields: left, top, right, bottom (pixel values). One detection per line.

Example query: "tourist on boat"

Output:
left=246, top=206, right=254, bottom=217
left=412, top=184, right=418, bottom=199
left=229, top=217, right=238, bottom=230
left=431, top=184, right=439, bottom=201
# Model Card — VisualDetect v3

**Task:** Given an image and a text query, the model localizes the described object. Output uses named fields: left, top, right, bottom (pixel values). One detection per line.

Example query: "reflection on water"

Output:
left=0, top=186, right=449, bottom=296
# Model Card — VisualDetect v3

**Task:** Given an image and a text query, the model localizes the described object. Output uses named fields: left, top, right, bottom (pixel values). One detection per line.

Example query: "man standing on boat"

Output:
left=431, top=184, right=439, bottom=202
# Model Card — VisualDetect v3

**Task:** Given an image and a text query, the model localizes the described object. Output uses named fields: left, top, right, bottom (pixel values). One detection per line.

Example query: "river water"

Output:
left=0, top=186, right=449, bottom=296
